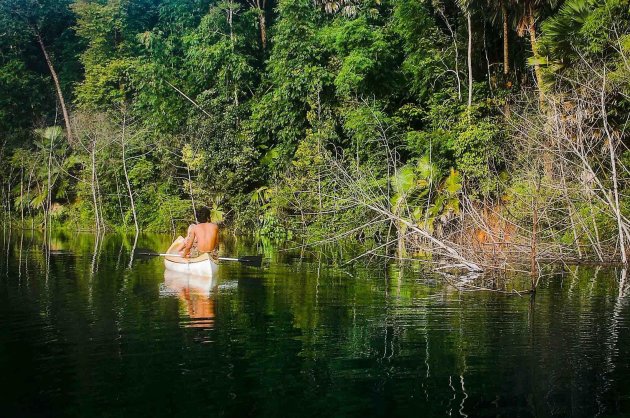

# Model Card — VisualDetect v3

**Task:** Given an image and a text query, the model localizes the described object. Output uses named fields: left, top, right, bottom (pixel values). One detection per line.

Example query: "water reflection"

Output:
left=1, top=232, right=630, bottom=417
left=161, top=270, right=217, bottom=329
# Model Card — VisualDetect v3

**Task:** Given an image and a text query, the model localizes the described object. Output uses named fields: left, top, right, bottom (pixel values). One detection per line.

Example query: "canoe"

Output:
left=164, top=236, right=219, bottom=277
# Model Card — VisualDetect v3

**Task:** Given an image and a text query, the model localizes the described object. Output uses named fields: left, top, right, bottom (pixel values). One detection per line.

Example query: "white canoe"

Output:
left=164, top=236, right=219, bottom=277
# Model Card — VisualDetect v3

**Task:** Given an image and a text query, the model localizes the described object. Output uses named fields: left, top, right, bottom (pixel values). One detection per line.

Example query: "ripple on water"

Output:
left=1, top=235, right=630, bottom=417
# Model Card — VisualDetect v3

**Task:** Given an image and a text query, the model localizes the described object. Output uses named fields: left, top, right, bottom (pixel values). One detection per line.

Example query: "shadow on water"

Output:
left=0, top=231, right=629, bottom=417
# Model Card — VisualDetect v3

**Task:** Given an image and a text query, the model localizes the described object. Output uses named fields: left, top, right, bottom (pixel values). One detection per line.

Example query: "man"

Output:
left=177, top=207, right=219, bottom=258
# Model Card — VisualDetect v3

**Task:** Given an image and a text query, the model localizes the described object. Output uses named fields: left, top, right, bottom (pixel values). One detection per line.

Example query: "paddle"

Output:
left=134, top=249, right=263, bottom=268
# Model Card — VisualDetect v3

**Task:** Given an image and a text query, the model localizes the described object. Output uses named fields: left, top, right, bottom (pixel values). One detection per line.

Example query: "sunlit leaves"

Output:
left=181, top=144, right=204, bottom=171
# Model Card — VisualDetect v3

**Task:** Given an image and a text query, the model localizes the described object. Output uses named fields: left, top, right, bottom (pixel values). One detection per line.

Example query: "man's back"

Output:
left=193, top=222, right=219, bottom=253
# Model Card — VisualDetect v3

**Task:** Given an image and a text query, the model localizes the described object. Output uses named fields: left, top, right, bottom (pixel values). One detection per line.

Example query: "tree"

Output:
left=514, top=0, right=559, bottom=95
left=457, top=0, right=476, bottom=109
left=72, top=0, right=132, bottom=110
left=250, top=0, right=329, bottom=173
left=393, top=0, right=453, bottom=99
left=487, top=0, right=512, bottom=75
left=501, top=0, right=510, bottom=74
left=0, top=0, right=76, bottom=141
left=244, top=0, right=269, bottom=48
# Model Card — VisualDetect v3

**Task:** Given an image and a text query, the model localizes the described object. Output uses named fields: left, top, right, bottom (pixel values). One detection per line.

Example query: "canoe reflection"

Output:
left=162, top=270, right=216, bottom=329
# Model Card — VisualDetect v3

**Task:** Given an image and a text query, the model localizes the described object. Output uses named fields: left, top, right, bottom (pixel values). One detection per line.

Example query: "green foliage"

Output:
left=250, top=0, right=330, bottom=170
left=128, top=158, right=155, bottom=187
left=0, top=59, right=49, bottom=134
left=452, top=118, right=501, bottom=188
left=538, top=0, right=630, bottom=82
left=322, top=14, right=398, bottom=98
left=0, top=0, right=80, bottom=136
left=0, top=0, right=626, bottom=260
left=389, top=156, right=462, bottom=233
left=392, top=0, right=449, bottom=98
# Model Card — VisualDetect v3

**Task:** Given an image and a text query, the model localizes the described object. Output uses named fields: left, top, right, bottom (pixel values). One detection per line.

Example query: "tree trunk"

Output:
left=227, top=1, right=239, bottom=107
left=501, top=0, right=509, bottom=75
left=258, top=10, right=267, bottom=49
left=26, top=169, right=33, bottom=230
left=187, top=165, right=197, bottom=222
left=47, top=129, right=54, bottom=231
left=90, top=146, right=101, bottom=234
left=35, top=33, right=74, bottom=143
left=483, top=21, right=492, bottom=93
left=227, top=2, right=234, bottom=44
left=96, top=169, right=106, bottom=232
left=121, top=115, right=139, bottom=236
left=467, top=12, right=473, bottom=109
left=7, top=182, right=12, bottom=229
left=602, top=80, right=628, bottom=264
left=559, top=161, right=583, bottom=259
left=527, top=11, right=544, bottom=100
left=531, top=190, right=538, bottom=287
left=20, top=166, right=24, bottom=226
left=114, top=173, right=126, bottom=227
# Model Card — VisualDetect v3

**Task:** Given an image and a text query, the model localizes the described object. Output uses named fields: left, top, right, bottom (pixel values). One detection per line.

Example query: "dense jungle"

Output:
left=1, top=0, right=629, bottom=273
left=3, top=3, right=630, bottom=416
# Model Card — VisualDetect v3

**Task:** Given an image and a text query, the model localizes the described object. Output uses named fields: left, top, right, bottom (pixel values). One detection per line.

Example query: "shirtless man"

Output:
left=177, top=207, right=219, bottom=258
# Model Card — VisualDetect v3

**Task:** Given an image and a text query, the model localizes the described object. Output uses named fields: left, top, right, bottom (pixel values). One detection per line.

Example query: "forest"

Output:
left=0, top=0, right=629, bottom=273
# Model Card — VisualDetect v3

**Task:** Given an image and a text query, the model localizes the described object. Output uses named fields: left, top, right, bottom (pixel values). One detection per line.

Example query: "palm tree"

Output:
left=537, top=0, right=592, bottom=72
left=514, top=0, right=560, bottom=95
left=501, top=0, right=510, bottom=74
left=487, top=0, right=513, bottom=75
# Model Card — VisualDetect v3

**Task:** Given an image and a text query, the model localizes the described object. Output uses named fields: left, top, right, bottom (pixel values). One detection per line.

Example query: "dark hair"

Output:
left=196, top=207, right=210, bottom=223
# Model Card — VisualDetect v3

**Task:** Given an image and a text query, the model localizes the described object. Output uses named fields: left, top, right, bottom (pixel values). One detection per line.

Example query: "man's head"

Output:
left=196, top=206, right=210, bottom=223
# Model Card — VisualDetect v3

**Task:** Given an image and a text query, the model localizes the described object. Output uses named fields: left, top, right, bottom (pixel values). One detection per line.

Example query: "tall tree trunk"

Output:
left=258, top=9, right=267, bottom=49
left=527, top=10, right=544, bottom=100
left=46, top=129, right=54, bottom=231
left=602, top=78, right=628, bottom=264
left=90, top=146, right=101, bottom=234
left=114, top=173, right=125, bottom=227
left=226, top=1, right=239, bottom=107
left=531, top=186, right=539, bottom=287
left=483, top=20, right=492, bottom=94
left=26, top=169, right=33, bottom=230
left=247, top=0, right=267, bottom=49
left=7, top=181, right=12, bottom=229
left=227, top=2, right=234, bottom=44
left=121, top=115, right=139, bottom=236
left=187, top=165, right=197, bottom=222
left=467, top=12, right=473, bottom=109
left=35, top=33, right=74, bottom=143
left=501, top=0, right=509, bottom=75
left=20, top=166, right=24, bottom=226
left=96, top=167, right=106, bottom=232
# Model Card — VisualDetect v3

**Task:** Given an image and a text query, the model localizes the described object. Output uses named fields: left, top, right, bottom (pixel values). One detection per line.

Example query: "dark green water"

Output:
left=1, top=231, right=629, bottom=417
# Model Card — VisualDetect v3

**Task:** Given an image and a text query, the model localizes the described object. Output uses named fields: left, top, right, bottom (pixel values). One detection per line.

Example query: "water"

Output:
left=1, top=231, right=629, bottom=417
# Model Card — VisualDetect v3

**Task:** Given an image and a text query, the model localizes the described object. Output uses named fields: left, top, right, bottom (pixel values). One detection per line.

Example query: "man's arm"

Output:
left=180, top=227, right=196, bottom=257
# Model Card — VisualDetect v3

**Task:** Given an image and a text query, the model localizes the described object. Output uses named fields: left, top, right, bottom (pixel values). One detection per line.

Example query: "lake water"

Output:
left=1, top=231, right=629, bottom=417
